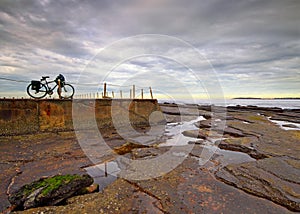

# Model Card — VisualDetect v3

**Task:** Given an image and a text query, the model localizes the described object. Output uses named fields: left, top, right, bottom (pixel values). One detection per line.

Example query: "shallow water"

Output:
left=159, top=116, right=256, bottom=167
left=269, top=119, right=300, bottom=131
left=85, top=162, right=119, bottom=192
left=215, top=147, right=256, bottom=165
left=159, top=116, right=205, bottom=147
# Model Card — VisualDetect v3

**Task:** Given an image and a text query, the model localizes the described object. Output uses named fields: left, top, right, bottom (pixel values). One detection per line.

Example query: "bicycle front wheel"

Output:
left=27, top=83, right=48, bottom=99
left=58, top=83, right=75, bottom=99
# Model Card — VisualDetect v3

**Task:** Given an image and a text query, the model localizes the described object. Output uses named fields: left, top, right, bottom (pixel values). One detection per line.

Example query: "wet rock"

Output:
left=270, top=112, right=300, bottom=124
left=194, top=119, right=212, bottom=128
left=228, top=105, right=284, bottom=113
left=188, top=140, right=205, bottom=145
left=132, top=147, right=170, bottom=159
left=199, top=111, right=212, bottom=119
left=8, top=174, right=93, bottom=210
left=216, top=157, right=300, bottom=211
left=194, top=120, right=246, bottom=138
left=282, top=123, right=299, bottom=128
left=218, top=137, right=269, bottom=159
left=223, top=127, right=246, bottom=137
left=183, top=129, right=224, bottom=140
left=182, top=130, right=206, bottom=139
left=84, top=184, right=99, bottom=194
left=113, top=142, right=149, bottom=155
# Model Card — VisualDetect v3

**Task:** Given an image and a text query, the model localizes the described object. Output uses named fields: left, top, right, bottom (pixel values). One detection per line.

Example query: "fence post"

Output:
left=112, top=91, right=114, bottom=98
left=130, top=89, right=132, bottom=99
left=149, top=87, right=153, bottom=99
left=141, top=89, right=143, bottom=99
left=103, top=82, right=107, bottom=98
left=132, top=85, right=135, bottom=99
left=120, top=90, right=123, bottom=99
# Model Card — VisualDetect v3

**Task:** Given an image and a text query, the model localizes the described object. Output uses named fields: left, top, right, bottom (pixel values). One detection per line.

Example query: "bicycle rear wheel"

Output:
left=27, top=83, right=48, bottom=99
left=58, top=83, right=74, bottom=99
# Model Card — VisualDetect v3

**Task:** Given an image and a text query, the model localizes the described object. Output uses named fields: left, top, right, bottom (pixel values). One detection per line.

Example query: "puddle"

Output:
left=268, top=118, right=300, bottom=131
left=191, top=144, right=255, bottom=170
left=215, top=148, right=256, bottom=165
left=159, top=116, right=205, bottom=147
left=85, top=161, right=120, bottom=192
left=160, top=116, right=255, bottom=167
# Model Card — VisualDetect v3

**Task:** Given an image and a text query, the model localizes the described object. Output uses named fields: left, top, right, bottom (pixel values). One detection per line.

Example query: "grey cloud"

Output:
left=0, top=0, right=299, bottom=97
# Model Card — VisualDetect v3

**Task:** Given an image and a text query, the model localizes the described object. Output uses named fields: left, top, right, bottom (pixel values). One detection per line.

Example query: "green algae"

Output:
left=21, top=174, right=83, bottom=197
left=247, top=115, right=268, bottom=122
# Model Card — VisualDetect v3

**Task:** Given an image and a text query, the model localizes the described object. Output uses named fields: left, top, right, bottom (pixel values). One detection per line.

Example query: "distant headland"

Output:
left=232, top=97, right=300, bottom=100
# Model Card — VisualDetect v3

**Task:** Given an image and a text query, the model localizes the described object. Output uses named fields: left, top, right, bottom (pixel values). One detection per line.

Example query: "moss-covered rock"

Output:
left=8, top=174, right=93, bottom=210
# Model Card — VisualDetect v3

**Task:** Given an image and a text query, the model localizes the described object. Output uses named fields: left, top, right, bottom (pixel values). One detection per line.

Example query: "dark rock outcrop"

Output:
left=8, top=174, right=93, bottom=210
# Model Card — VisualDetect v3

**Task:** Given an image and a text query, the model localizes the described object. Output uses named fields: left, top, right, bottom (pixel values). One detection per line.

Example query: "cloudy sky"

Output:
left=0, top=0, right=299, bottom=100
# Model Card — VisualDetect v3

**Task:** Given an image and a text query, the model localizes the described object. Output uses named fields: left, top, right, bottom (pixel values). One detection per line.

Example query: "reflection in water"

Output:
left=85, top=162, right=119, bottom=191
left=160, top=116, right=205, bottom=146
left=161, top=116, right=256, bottom=167
left=269, top=118, right=300, bottom=131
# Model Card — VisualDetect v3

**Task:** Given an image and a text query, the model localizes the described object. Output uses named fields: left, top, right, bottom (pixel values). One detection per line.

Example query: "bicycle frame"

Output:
left=41, top=79, right=59, bottom=94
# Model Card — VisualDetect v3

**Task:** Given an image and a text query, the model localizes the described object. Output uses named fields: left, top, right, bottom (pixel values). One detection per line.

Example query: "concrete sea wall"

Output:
left=0, top=99, right=160, bottom=135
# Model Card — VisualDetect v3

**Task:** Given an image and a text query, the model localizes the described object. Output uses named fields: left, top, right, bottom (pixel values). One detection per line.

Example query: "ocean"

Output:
left=158, top=99, right=300, bottom=109
left=224, top=99, right=300, bottom=109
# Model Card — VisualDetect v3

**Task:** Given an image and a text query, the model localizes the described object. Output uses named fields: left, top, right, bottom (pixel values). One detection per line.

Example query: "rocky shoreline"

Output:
left=0, top=103, right=299, bottom=213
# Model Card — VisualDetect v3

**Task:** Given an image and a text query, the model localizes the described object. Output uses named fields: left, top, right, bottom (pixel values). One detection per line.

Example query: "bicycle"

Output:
left=27, top=74, right=75, bottom=99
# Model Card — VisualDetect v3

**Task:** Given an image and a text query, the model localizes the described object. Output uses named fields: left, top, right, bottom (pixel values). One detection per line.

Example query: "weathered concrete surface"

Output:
left=0, top=99, right=160, bottom=135
left=0, top=99, right=39, bottom=134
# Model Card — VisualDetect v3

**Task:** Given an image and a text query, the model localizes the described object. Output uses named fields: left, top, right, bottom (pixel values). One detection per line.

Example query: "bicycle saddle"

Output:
left=41, top=76, right=50, bottom=80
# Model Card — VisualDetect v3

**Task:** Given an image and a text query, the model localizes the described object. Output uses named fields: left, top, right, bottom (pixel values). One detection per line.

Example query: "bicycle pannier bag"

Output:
left=31, top=80, right=41, bottom=90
